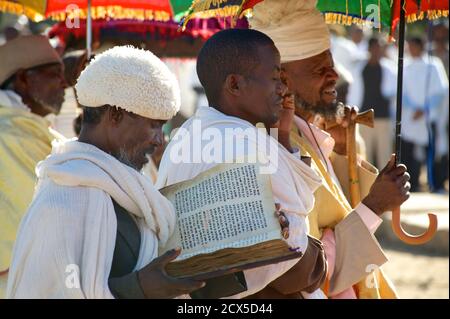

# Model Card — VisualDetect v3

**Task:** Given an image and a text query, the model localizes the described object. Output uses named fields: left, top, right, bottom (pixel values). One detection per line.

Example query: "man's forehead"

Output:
left=143, top=117, right=167, bottom=126
left=116, top=109, right=167, bottom=127
left=155, top=119, right=167, bottom=125
left=28, top=62, right=63, bottom=73
left=283, top=50, right=332, bottom=71
left=256, top=44, right=280, bottom=59
left=255, top=45, right=281, bottom=71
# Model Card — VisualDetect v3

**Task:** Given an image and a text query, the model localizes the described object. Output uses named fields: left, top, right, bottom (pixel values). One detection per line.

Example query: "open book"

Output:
left=159, top=162, right=302, bottom=280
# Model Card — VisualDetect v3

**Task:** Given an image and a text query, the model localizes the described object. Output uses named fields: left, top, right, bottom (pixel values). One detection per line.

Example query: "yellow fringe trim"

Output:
left=0, top=0, right=44, bottom=22
left=182, top=5, right=241, bottom=30
left=49, top=6, right=171, bottom=22
left=188, top=5, right=241, bottom=19
left=324, top=10, right=449, bottom=28
left=323, top=12, right=374, bottom=27
left=0, top=2, right=171, bottom=22
left=241, top=8, right=253, bottom=19
left=406, top=9, right=449, bottom=23
left=190, top=0, right=232, bottom=13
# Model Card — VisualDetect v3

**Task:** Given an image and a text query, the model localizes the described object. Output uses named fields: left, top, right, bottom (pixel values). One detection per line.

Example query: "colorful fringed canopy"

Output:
left=182, top=0, right=449, bottom=34
left=318, top=0, right=449, bottom=34
left=46, top=17, right=248, bottom=57
left=0, top=0, right=193, bottom=22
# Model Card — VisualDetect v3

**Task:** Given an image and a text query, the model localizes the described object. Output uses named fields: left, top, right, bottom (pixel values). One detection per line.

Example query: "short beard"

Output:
left=116, top=147, right=141, bottom=171
left=295, top=96, right=344, bottom=121
left=32, top=96, right=62, bottom=115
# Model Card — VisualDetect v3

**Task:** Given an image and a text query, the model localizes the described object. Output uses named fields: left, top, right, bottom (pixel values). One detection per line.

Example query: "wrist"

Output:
left=362, top=196, right=384, bottom=216
left=282, top=142, right=295, bottom=153
left=278, top=132, right=294, bottom=152
left=332, top=142, right=347, bottom=156
left=109, top=271, right=147, bottom=299
left=136, top=270, right=148, bottom=298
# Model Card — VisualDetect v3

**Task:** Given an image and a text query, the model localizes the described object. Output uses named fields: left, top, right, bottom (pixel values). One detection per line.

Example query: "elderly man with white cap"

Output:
left=250, top=0, right=411, bottom=298
left=6, top=46, right=206, bottom=299
left=0, top=35, right=67, bottom=298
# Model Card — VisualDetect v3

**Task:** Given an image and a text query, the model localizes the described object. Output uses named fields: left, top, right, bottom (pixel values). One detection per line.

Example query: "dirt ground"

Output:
left=379, top=174, right=449, bottom=299
left=381, top=247, right=449, bottom=299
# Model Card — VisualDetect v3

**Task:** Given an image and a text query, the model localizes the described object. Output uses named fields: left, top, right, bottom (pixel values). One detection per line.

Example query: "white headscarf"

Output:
left=250, top=0, right=330, bottom=62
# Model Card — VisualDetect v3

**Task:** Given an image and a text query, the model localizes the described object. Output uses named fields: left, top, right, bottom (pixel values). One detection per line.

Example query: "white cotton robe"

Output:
left=6, top=140, right=176, bottom=299
left=156, top=106, right=323, bottom=298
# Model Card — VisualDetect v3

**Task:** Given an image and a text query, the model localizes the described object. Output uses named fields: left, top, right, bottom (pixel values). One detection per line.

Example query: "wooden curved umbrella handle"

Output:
left=391, top=207, right=438, bottom=245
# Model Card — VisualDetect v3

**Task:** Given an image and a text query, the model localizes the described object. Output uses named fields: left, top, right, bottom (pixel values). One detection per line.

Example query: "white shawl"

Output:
left=157, top=106, right=323, bottom=298
left=0, top=89, right=30, bottom=111
left=7, top=140, right=176, bottom=299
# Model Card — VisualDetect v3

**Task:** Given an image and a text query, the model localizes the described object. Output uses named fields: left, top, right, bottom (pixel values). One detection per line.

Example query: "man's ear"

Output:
left=224, top=74, right=245, bottom=97
left=108, top=106, right=124, bottom=126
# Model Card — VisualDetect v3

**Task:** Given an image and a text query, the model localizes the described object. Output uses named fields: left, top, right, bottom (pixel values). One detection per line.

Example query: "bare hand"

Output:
left=278, top=93, right=295, bottom=132
left=275, top=203, right=290, bottom=239
left=362, top=154, right=411, bottom=216
left=137, top=248, right=205, bottom=298
left=272, top=94, right=296, bottom=152
left=325, top=105, right=358, bottom=155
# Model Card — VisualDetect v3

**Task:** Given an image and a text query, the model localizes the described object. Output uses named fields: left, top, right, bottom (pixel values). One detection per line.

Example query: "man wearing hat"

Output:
left=6, top=46, right=205, bottom=298
left=0, top=35, right=67, bottom=298
left=250, top=0, right=410, bottom=298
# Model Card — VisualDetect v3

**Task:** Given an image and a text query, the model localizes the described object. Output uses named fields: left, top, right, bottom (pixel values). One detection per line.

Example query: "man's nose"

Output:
left=153, top=130, right=164, bottom=146
left=326, top=68, right=339, bottom=81
left=278, top=80, right=288, bottom=96
left=60, top=73, right=69, bottom=89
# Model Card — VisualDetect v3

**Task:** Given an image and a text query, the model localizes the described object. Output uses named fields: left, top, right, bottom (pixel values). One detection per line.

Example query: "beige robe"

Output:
left=292, top=115, right=397, bottom=298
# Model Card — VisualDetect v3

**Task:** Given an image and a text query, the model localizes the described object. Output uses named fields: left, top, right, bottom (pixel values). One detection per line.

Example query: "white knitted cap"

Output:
left=75, top=46, right=180, bottom=120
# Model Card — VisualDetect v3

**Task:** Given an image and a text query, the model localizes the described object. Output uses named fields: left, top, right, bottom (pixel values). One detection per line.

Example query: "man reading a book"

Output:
left=6, top=46, right=207, bottom=299
left=157, top=29, right=328, bottom=298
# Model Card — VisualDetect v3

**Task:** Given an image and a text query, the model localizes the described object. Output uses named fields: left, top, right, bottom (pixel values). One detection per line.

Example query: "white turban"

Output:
left=75, top=46, right=180, bottom=120
left=250, top=0, right=330, bottom=63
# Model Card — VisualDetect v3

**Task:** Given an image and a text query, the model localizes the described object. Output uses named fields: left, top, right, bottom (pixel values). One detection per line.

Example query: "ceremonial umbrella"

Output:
left=0, top=0, right=194, bottom=55
left=318, top=0, right=448, bottom=35
left=182, top=0, right=446, bottom=245
left=47, top=17, right=248, bottom=58
left=0, top=0, right=193, bottom=22
left=182, top=0, right=448, bottom=34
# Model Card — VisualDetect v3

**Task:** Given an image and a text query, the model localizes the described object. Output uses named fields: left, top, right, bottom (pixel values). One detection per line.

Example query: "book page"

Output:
left=160, top=163, right=282, bottom=261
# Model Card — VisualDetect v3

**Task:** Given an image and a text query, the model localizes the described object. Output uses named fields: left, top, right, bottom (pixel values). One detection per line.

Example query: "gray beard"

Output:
left=116, top=148, right=141, bottom=171
left=32, top=95, right=62, bottom=115
left=295, top=97, right=344, bottom=121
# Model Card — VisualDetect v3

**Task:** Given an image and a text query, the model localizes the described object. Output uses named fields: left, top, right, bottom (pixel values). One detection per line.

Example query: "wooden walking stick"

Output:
left=345, top=109, right=374, bottom=208
left=327, top=106, right=437, bottom=244
left=325, top=109, right=375, bottom=208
